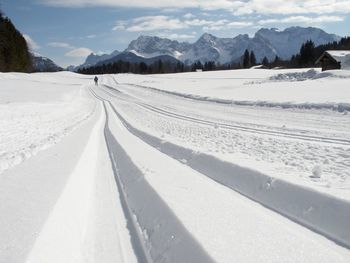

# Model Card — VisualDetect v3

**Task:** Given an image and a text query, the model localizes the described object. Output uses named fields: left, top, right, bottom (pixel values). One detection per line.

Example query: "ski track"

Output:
left=97, top=80, right=350, bottom=200
left=100, top=84, right=349, bottom=145
left=89, top=85, right=350, bottom=262
left=1, top=71, right=350, bottom=262
left=90, top=84, right=350, bottom=249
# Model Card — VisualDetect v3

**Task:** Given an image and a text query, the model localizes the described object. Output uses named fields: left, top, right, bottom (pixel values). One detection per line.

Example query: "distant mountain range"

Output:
left=71, top=26, right=340, bottom=71
left=31, top=53, right=62, bottom=72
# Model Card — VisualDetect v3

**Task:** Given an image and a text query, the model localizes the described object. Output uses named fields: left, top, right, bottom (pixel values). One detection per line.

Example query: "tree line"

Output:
left=261, top=36, right=350, bottom=69
left=0, top=10, right=32, bottom=72
left=77, top=50, right=260, bottom=75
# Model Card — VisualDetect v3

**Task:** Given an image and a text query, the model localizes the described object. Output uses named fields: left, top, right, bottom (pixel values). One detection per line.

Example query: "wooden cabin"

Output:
left=316, top=50, right=350, bottom=71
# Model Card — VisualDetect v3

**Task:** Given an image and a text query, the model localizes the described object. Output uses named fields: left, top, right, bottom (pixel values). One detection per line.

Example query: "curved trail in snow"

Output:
left=88, top=84, right=350, bottom=262
left=91, top=85, right=350, bottom=250
left=90, top=87, right=214, bottom=263
left=100, top=84, right=350, bottom=146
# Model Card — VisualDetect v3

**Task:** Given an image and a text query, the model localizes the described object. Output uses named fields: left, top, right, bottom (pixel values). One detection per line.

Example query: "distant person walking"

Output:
left=94, top=76, right=98, bottom=86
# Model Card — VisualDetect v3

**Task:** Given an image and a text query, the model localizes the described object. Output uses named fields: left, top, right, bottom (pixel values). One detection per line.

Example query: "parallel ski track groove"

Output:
left=100, top=84, right=350, bottom=146
left=99, top=86, right=350, bottom=250
left=89, top=86, right=152, bottom=263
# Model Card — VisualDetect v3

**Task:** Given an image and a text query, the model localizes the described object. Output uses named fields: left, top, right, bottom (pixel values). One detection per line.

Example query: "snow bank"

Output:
left=268, top=69, right=319, bottom=81
left=111, top=104, right=350, bottom=249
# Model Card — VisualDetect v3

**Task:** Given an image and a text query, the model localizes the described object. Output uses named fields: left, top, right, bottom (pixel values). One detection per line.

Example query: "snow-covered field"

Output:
left=1, top=69, right=350, bottom=262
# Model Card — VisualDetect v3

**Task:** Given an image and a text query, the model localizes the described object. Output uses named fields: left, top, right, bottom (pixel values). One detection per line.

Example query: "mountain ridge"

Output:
left=73, top=26, right=340, bottom=70
left=31, top=53, right=62, bottom=72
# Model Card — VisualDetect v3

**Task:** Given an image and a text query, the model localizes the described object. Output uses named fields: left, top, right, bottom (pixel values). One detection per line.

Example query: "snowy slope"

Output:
left=1, top=70, right=350, bottom=262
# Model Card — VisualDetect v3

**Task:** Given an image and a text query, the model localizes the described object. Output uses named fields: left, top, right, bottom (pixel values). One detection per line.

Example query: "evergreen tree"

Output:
left=157, top=59, right=163, bottom=73
left=0, top=10, right=32, bottom=72
left=299, top=40, right=315, bottom=66
left=262, top=56, right=269, bottom=67
left=139, top=62, right=147, bottom=74
left=191, top=60, right=203, bottom=71
left=243, top=49, right=250, bottom=68
left=250, top=51, right=256, bottom=66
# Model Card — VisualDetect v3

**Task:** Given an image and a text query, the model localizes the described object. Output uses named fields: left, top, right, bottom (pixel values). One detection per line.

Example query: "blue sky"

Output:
left=2, top=0, right=350, bottom=67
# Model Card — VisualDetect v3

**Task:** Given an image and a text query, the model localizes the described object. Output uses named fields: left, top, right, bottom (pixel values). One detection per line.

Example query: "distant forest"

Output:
left=0, top=10, right=32, bottom=72
left=78, top=36, right=350, bottom=75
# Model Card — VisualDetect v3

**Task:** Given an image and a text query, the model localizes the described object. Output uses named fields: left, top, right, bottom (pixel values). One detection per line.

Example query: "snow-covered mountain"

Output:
left=96, top=52, right=180, bottom=66
left=254, top=27, right=340, bottom=59
left=180, top=33, right=254, bottom=64
left=125, top=36, right=191, bottom=59
left=75, top=26, right=340, bottom=68
left=31, top=54, right=62, bottom=72
left=125, top=27, right=340, bottom=64
left=75, top=50, right=121, bottom=70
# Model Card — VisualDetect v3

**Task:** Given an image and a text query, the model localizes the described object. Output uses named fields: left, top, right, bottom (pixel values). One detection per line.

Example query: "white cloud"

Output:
left=115, top=15, right=254, bottom=33
left=48, top=42, right=74, bottom=48
left=23, top=34, right=40, bottom=50
left=65, top=47, right=93, bottom=57
left=184, top=18, right=215, bottom=26
left=116, top=16, right=188, bottom=32
left=87, top=34, right=97, bottom=39
left=157, top=32, right=197, bottom=40
left=112, top=21, right=127, bottom=31
left=202, top=19, right=229, bottom=31
left=234, top=0, right=350, bottom=15
left=39, top=0, right=350, bottom=15
left=258, top=15, right=344, bottom=25
left=227, top=21, right=254, bottom=28
left=183, top=13, right=196, bottom=19
left=39, top=0, right=237, bottom=9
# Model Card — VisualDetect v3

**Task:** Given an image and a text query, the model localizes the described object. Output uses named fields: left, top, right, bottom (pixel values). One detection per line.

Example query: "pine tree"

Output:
left=157, top=59, right=163, bottom=73
left=0, top=10, right=32, bottom=72
left=262, top=56, right=269, bottom=66
left=299, top=40, right=315, bottom=67
left=250, top=51, right=256, bottom=66
left=139, top=62, right=147, bottom=74
left=243, top=49, right=250, bottom=68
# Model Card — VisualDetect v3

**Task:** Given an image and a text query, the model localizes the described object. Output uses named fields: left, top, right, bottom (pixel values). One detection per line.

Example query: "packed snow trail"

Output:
left=100, top=83, right=349, bottom=145
left=1, top=71, right=350, bottom=262
left=98, top=74, right=350, bottom=201
left=94, top=85, right=350, bottom=249
left=90, top=84, right=350, bottom=262
left=25, top=100, right=137, bottom=263
left=0, top=74, right=137, bottom=263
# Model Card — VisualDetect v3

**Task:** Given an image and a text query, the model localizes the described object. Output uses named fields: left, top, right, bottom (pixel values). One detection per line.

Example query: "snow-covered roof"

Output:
left=326, top=50, right=350, bottom=69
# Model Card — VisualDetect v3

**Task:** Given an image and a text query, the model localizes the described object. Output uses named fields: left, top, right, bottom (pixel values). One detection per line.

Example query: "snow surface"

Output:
left=115, top=68, right=350, bottom=109
left=111, top=69, right=350, bottom=200
left=0, top=72, right=96, bottom=175
left=1, top=69, right=350, bottom=262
